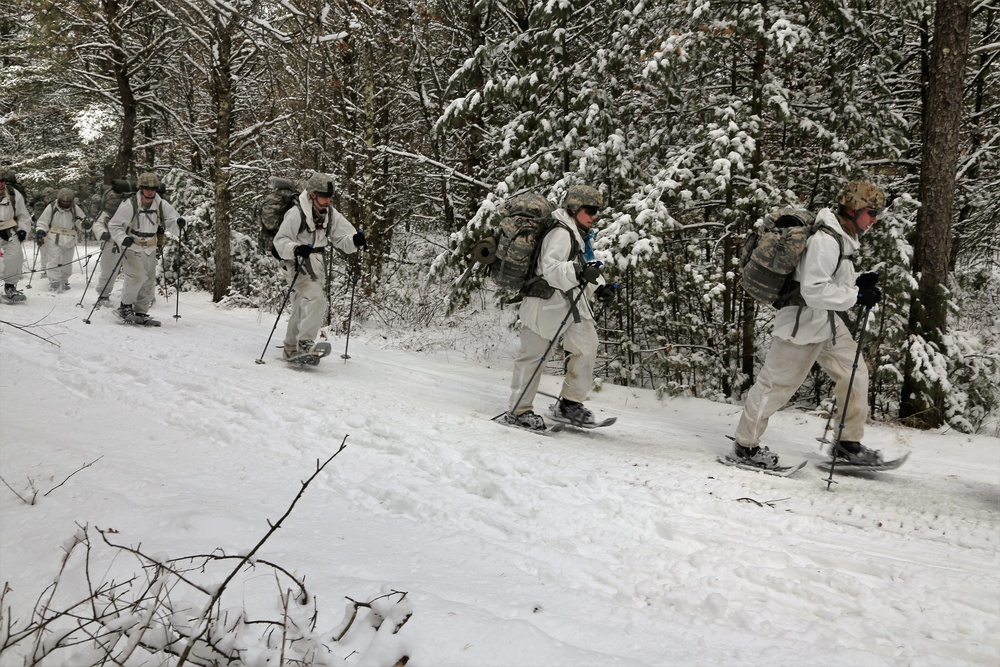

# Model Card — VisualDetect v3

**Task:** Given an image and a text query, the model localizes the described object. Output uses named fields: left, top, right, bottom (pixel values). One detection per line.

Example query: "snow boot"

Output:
left=503, top=411, right=547, bottom=431
left=833, top=441, right=884, bottom=466
left=284, top=340, right=320, bottom=363
left=555, top=398, right=595, bottom=426
left=3, top=284, right=26, bottom=303
left=117, top=303, right=134, bottom=320
left=95, top=296, right=111, bottom=308
left=732, top=442, right=781, bottom=470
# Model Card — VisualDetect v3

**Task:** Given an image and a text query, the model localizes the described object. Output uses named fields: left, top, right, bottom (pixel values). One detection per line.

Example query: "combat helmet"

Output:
left=138, top=172, right=161, bottom=188
left=564, top=184, right=603, bottom=211
left=57, top=188, right=75, bottom=207
left=836, top=181, right=885, bottom=215
left=305, top=173, right=334, bottom=197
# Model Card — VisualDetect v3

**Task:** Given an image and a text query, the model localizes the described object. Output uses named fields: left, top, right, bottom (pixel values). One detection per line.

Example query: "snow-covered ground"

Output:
left=1, top=267, right=998, bottom=666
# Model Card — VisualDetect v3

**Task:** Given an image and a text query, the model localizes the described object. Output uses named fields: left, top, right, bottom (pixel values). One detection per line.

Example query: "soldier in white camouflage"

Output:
left=504, top=184, right=616, bottom=430
left=108, top=172, right=183, bottom=325
left=35, top=188, right=89, bottom=291
left=0, top=168, right=34, bottom=303
left=731, top=180, right=887, bottom=469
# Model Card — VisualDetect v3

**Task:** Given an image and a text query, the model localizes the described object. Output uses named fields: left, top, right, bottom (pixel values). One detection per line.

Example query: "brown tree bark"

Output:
left=104, top=0, right=135, bottom=179
left=211, top=26, right=234, bottom=303
left=900, top=0, right=974, bottom=427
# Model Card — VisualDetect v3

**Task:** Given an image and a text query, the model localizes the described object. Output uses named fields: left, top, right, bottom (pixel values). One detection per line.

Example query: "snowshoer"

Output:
left=35, top=188, right=89, bottom=291
left=731, top=180, right=886, bottom=469
left=108, top=172, right=183, bottom=326
left=504, top=184, right=616, bottom=430
left=271, top=172, right=366, bottom=364
left=0, top=168, right=34, bottom=303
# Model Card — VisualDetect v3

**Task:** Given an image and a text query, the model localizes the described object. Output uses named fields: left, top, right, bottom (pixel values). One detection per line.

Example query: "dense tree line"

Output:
left=2, top=0, right=997, bottom=433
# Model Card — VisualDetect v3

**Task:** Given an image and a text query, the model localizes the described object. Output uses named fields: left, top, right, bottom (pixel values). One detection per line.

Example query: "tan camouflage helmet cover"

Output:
left=305, top=172, right=334, bottom=196
left=137, top=172, right=161, bottom=188
left=564, top=184, right=603, bottom=210
left=57, top=187, right=75, bottom=204
left=836, top=181, right=886, bottom=214
left=0, top=167, right=10, bottom=181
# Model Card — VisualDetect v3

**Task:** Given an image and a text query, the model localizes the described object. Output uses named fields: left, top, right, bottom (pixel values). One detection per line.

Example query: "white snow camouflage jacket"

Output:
left=517, top=208, right=604, bottom=340
left=272, top=190, right=360, bottom=278
left=36, top=202, right=89, bottom=248
left=772, top=207, right=862, bottom=344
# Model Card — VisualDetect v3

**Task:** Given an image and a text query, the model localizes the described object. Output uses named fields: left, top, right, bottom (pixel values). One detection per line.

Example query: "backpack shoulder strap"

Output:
left=548, top=219, right=581, bottom=259
left=294, top=201, right=309, bottom=235
left=814, top=225, right=845, bottom=275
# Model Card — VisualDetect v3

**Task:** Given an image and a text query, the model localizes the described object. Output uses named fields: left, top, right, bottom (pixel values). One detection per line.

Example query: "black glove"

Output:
left=294, top=244, right=313, bottom=258
left=101, top=231, right=112, bottom=241
left=595, top=284, right=616, bottom=305
left=81, top=219, right=92, bottom=231
left=855, top=271, right=879, bottom=290
left=352, top=231, right=367, bottom=249
left=17, top=229, right=27, bottom=242
left=578, top=263, right=602, bottom=285
left=856, top=285, right=882, bottom=308
left=121, top=236, right=134, bottom=248
left=177, top=217, right=186, bottom=230
left=35, top=230, right=46, bottom=244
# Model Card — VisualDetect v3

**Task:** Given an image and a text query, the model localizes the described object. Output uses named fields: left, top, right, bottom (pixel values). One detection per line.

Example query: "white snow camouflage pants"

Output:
left=120, top=247, right=158, bottom=314
left=1, top=237, right=25, bottom=286
left=95, top=241, right=121, bottom=298
left=281, top=260, right=327, bottom=349
left=508, top=319, right=598, bottom=415
left=46, top=243, right=76, bottom=284
left=735, top=318, right=869, bottom=447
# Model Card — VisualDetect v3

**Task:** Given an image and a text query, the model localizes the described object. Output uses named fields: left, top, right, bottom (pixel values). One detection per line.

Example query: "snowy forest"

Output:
left=1, top=0, right=998, bottom=434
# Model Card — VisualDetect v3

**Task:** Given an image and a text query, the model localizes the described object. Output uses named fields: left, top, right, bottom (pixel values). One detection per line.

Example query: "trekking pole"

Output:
left=823, top=305, right=873, bottom=491
left=255, top=259, right=302, bottom=364
left=83, top=242, right=128, bottom=324
left=493, top=283, right=590, bottom=421
left=341, top=252, right=360, bottom=361
left=173, top=220, right=185, bottom=320
left=815, top=312, right=864, bottom=447
left=816, top=399, right=837, bottom=448
left=25, top=239, right=38, bottom=289
left=160, top=250, right=169, bottom=303
left=77, top=239, right=107, bottom=307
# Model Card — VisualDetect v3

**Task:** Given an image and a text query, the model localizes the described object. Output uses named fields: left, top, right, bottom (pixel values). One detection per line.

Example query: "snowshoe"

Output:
left=2, top=285, right=26, bottom=304
left=503, top=410, right=547, bottom=431
left=718, top=438, right=806, bottom=476
left=816, top=452, right=910, bottom=473
left=284, top=341, right=332, bottom=366
left=494, top=411, right=563, bottom=435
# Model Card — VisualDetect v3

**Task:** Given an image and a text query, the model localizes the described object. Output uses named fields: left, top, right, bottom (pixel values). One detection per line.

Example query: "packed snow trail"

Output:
left=1, top=286, right=997, bottom=666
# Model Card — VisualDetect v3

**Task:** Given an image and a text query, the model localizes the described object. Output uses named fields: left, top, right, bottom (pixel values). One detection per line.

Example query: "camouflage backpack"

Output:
left=488, top=192, right=577, bottom=298
left=254, top=176, right=301, bottom=259
left=99, top=179, right=166, bottom=220
left=738, top=207, right=844, bottom=309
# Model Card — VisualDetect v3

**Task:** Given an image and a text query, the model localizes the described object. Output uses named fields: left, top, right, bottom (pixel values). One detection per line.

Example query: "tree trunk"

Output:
left=899, top=0, right=973, bottom=427
left=104, top=0, right=134, bottom=179
left=211, top=28, right=234, bottom=303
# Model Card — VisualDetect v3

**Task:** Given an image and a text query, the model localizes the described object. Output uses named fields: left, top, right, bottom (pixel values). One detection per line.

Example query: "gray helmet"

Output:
left=836, top=181, right=885, bottom=215
left=0, top=167, right=10, bottom=181
left=564, top=184, right=603, bottom=211
left=57, top=187, right=75, bottom=206
left=137, top=172, right=160, bottom=188
left=306, top=173, right=334, bottom=196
